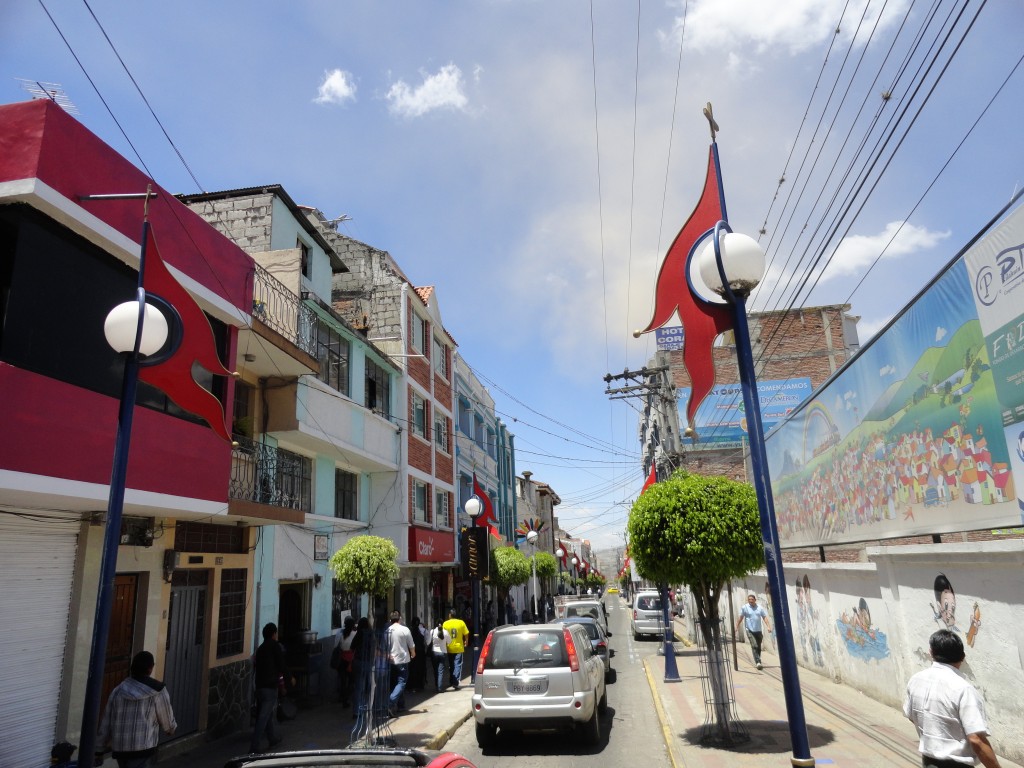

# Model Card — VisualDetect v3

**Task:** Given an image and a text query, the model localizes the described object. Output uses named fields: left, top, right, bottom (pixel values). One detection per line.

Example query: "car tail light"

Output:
left=563, top=627, right=580, bottom=671
left=476, top=630, right=494, bottom=675
left=633, top=609, right=638, bottom=620
left=596, top=640, right=607, bottom=652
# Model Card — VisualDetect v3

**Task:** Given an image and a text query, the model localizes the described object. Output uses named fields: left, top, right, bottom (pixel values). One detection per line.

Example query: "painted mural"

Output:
left=766, top=204, right=1024, bottom=548
left=836, top=597, right=891, bottom=662
left=794, top=575, right=825, bottom=667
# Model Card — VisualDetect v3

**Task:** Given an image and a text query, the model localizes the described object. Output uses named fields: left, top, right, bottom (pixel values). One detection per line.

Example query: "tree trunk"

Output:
left=695, top=584, right=740, bottom=742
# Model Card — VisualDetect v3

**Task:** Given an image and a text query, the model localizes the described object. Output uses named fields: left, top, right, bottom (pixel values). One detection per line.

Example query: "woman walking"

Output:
left=335, top=616, right=357, bottom=707
left=427, top=619, right=451, bottom=691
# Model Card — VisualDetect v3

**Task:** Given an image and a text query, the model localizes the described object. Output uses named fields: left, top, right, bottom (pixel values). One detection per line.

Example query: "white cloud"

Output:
left=879, top=364, right=896, bottom=377
left=314, top=69, right=357, bottom=105
left=386, top=63, right=468, bottom=118
left=677, top=0, right=911, bottom=56
left=935, top=326, right=947, bottom=343
left=822, top=221, right=950, bottom=281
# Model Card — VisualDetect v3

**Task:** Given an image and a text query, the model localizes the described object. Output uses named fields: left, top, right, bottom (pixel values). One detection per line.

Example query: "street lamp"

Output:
left=696, top=223, right=814, bottom=767
left=570, top=556, right=579, bottom=596
left=554, top=547, right=565, bottom=596
left=464, top=496, right=483, bottom=681
left=526, top=530, right=539, bottom=622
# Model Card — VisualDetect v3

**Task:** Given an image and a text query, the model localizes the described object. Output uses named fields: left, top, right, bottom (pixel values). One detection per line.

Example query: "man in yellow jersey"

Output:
left=442, top=610, right=470, bottom=690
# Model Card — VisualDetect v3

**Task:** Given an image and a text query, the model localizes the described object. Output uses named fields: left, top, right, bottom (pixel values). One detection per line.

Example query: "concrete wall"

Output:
left=720, top=540, right=1024, bottom=765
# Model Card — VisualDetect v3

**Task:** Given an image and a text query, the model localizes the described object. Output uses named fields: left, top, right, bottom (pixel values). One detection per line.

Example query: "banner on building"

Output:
left=656, top=326, right=685, bottom=351
left=766, top=203, right=1024, bottom=548
left=459, top=527, right=490, bottom=580
left=678, top=377, right=812, bottom=450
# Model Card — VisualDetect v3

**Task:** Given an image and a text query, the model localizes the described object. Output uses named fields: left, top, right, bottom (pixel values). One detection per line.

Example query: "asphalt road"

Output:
left=445, top=593, right=673, bottom=767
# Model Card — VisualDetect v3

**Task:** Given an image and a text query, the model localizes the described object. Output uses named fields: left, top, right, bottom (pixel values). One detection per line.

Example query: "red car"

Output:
left=224, top=748, right=479, bottom=768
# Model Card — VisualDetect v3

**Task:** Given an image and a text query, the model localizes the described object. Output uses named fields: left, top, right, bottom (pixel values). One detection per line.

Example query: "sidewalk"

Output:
left=645, top=618, right=1022, bottom=768
left=157, top=681, right=473, bottom=768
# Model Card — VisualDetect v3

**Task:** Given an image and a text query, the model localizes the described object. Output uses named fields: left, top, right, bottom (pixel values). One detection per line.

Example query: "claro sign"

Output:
left=408, top=526, right=455, bottom=563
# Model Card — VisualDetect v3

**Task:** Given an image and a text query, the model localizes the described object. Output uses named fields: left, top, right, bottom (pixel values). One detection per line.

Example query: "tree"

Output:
left=627, top=470, right=762, bottom=741
left=488, top=546, right=531, bottom=601
left=328, top=535, right=399, bottom=600
left=533, top=551, right=557, bottom=581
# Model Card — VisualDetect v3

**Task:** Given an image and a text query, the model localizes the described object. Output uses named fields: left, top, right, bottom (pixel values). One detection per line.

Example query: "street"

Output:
left=445, top=593, right=673, bottom=767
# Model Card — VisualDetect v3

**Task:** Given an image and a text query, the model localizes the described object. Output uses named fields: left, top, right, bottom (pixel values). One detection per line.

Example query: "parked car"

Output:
left=224, top=748, right=479, bottom=768
left=472, top=623, right=607, bottom=747
left=551, top=616, right=611, bottom=678
left=631, top=590, right=665, bottom=639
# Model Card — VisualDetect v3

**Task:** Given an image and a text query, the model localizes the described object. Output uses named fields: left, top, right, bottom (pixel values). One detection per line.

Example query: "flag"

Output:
left=472, top=474, right=502, bottom=540
left=636, top=143, right=735, bottom=435
left=139, top=224, right=233, bottom=442
left=641, top=463, right=657, bottom=495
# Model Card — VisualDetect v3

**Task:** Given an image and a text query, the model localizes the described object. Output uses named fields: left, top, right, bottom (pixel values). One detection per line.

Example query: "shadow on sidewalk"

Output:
left=677, top=720, right=836, bottom=754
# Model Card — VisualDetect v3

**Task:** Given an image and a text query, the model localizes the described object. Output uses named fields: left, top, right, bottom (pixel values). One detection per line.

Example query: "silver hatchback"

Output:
left=630, top=590, right=665, bottom=639
left=471, top=623, right=607, bottom=748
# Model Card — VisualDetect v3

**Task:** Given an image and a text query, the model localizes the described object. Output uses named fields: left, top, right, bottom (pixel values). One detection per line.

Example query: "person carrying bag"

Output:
left=427, top=619, right=451, bottom=691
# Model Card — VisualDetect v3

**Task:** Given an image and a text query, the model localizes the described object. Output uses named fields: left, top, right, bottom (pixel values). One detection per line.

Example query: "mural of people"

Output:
left=931, top=573, right=961, bottom=633
left=802, top=575, right=824, bottom=667
left=836, top=597, right=891, bottom=661
left=966, top=602, right=982, bottom=647
left=763, top=581, right=777, bottom=650
left=794, top=578, right=808, bottom=662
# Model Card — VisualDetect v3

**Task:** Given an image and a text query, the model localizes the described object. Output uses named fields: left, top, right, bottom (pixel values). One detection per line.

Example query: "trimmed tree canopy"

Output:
left=627, top=471, right=763, bottom=589
left=533, top=551, right=558, bottom=580
left=328, top=535, right=399, bottom=597
left=489, top=546, right=531, bottom=594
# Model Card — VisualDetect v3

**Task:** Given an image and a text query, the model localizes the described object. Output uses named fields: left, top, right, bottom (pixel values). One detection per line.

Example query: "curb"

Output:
left=422, top=710, right=473, bottom=750
left=644, top=658, right=684, bottom=768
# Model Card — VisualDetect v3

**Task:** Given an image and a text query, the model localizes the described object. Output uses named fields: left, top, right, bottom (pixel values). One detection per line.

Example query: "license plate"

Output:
left=509, top=679, right=547, bottom=694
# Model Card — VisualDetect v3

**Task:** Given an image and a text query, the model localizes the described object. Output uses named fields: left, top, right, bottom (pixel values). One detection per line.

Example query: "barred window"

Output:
left=217, top=568, right=247, bottom=658
left=175, top=521, right=245, bottom=553
left=335, top=468, right=357, bottom=520
left=412, top=392, right=427, bottom=438
left=435, top=489, right=450, bottom=528
left=434, top=413, right=449, bottom=453
left=432, top=336, right=449, bottom=379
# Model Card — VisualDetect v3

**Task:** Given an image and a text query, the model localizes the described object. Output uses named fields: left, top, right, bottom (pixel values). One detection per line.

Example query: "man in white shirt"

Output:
left=735, top=593, right=771, bottom=669
left=385, top=611, right=416, bottom=717
left=904, top=629, right=1001, bottom=768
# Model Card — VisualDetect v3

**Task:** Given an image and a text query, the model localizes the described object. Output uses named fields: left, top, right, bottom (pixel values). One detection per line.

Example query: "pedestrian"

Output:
left=427, top=618, right=451, bottom=690
left=334, top=616, right=356, bottom=707
left=97, top=650, right=176, bottom=768
left=505, top=594, right=515, bottom=625
left=442, top=610, right=470, bottom=689
left=904, top=629, right=1002, bottom=768
left=408, top=616, right=427, bottom=692
left=349, top=617, right=373, bottom=722
left=250, top=622, right=294, bottom=754
left=735, top=592, right=771, bottom=670
left=385, top=611, right=415, bottom=716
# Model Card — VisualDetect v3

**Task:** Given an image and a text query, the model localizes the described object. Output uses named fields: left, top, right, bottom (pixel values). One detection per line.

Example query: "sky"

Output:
left=3, top=0, right=1023, bottom=562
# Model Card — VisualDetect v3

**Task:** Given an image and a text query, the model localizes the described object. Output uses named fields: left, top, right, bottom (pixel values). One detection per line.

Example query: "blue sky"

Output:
left=4, top=0, right=1022, bottom=557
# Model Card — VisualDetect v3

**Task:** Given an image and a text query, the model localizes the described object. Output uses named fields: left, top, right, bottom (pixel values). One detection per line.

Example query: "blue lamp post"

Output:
left=696, top=223, right=814, bottom=767
left=555, top=546, right=565, bottom=595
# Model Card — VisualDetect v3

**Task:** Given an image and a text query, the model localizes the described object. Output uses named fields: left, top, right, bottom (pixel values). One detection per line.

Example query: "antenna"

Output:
left=17, top=79, right=79, bottom=114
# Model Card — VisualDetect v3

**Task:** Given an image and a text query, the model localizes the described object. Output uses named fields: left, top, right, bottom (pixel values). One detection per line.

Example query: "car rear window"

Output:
left=485, top=630, right=566, bottom=668
left=636, top=595, right=661, bottom=611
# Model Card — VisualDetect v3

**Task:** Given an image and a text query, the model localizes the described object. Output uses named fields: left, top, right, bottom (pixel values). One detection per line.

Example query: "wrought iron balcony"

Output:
left=251, top=263, right=318, bottom=358
left=230, top=435, right=311, bottom=512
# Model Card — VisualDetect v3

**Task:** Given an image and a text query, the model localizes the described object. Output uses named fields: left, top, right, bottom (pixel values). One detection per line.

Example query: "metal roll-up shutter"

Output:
left=0, top=515, right=79, bottom=768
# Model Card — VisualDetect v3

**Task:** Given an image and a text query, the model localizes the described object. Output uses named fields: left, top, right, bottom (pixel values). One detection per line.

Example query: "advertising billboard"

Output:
left=766, top=204, right=1024, bottom=548
left=678, top=378, right=813, bottom=450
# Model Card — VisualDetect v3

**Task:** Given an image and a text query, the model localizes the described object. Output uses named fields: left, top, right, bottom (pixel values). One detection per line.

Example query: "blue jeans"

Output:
left=447, top=651, right=463, bottom=688
left=115, top=755, right=154, bottom=768
left=250, top=687, right=280, bottom=752
left=388, top=662, right=409, bottom=709
left=432, top=652, right=447, bottom=689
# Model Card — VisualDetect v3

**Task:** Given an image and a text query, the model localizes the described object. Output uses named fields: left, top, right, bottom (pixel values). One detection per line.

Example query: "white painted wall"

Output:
left=725, top=540, right=1024, bottom=765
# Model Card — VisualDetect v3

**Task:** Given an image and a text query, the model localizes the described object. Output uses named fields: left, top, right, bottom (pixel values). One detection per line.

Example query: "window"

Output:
left=412, top=392, right=427, bottom=438
left=276, top=447, right=312, bottom=512
left=413, top=480, right=430, bottom=523
left=175, top=521, right=245, bottom=553
left=411, top=312, right=427, bottom=353
left=217, top=568, right=247, bottom=657
left=458, top=397, right=473, bottom=435
left=335, top=468, right=357, bottom=520
left=298, top=238, right=311, bottom=278
left=435, top=489, right=450, bottom=528
left=232, top=380, right=255, bottom=438
left=475, top=415, right=485, bottom=447
left=316, top=322, right=350, bottom=395
left=433, top=336, right=449, bottom=378
left=332, top=579, right=357, bottom=629
left=365, top=359, right=391, bottom=418
left=487, top=428, right=497, bottom=459
left=434, top=413, right=449, bottom=453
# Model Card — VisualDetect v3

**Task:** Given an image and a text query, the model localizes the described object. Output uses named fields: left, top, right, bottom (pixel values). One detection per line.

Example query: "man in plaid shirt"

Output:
left=98, top=651, right=176, bottom=768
